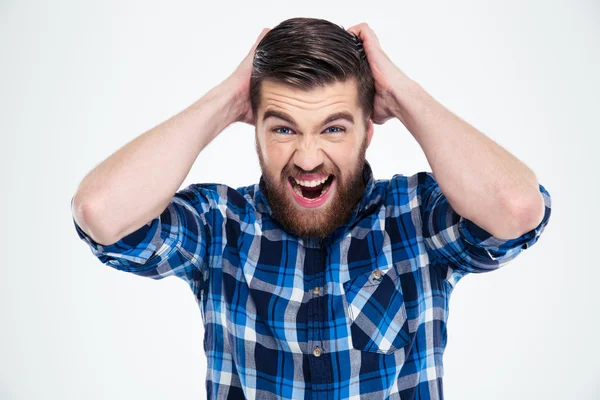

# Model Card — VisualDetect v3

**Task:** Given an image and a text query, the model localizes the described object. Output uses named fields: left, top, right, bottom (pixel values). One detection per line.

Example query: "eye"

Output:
left=272, top=127, right=295, bottom=135
left=323, top=126, right=345, bottom=134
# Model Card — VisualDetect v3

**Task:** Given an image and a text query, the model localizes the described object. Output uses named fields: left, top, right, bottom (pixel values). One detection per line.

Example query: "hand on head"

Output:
left=346, top=23, right=409, bottom=125
left=226, top=27, right=271, bottom=126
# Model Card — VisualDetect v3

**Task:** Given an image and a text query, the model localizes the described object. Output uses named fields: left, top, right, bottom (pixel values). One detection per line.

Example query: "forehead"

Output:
left=259, top=79, right=360, bottom=120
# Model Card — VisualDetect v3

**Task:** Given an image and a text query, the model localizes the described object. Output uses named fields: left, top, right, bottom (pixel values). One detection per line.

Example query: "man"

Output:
left=71, top=17, right=552, bottom=400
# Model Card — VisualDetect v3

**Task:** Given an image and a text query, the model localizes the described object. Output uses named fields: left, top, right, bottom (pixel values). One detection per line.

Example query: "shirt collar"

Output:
left=254, top=161, right=382, bottom=241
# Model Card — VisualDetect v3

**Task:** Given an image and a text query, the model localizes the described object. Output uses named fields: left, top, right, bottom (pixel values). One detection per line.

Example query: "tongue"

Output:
left=301, top=183, right=325, bottom=199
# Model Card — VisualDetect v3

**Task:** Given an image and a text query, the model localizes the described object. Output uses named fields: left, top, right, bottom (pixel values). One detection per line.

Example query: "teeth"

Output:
left=291, top=176, right=332, bottom=200
left=293, top=175, right=329, bottom=188
left=293, top=185, right=303, bottom=197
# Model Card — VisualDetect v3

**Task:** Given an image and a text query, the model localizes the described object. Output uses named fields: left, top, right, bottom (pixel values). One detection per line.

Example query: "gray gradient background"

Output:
left=1, top=0, right=598, bottom=399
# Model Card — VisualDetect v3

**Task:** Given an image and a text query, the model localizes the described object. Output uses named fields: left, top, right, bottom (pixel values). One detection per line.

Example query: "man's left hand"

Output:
left=347, top=23, right=411, bottom=125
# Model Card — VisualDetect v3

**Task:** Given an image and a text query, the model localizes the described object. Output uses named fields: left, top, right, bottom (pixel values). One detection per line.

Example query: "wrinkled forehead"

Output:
left=257, top=79, right=361, bottom=127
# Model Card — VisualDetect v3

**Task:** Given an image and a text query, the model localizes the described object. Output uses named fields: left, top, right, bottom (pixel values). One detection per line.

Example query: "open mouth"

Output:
left=288, top=174, right=335, bottom=201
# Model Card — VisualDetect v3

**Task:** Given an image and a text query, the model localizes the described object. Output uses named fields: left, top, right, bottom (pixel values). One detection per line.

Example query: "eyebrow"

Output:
left=262, top=109, right=355, bottom=127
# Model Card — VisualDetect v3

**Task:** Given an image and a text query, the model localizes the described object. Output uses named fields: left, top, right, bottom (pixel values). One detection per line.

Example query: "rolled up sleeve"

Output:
left=418, top=172, right=552, bottom=281
left=72, top=184, right=214, bottom=287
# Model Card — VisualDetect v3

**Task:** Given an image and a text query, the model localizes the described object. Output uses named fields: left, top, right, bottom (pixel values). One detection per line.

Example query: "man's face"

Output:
left=255, top=78, right=374, bottom=238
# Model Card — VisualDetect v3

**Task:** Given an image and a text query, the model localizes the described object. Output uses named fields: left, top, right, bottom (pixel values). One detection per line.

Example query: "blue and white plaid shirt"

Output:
left=72, top=162, right=552, bottom=399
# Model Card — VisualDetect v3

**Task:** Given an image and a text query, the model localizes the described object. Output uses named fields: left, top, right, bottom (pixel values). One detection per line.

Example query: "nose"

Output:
left=293, top=137, right=324, bottom=172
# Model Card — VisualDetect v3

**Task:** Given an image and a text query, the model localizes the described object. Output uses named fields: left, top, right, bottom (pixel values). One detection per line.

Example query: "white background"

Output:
left=1, top=0, right=598, bottom=398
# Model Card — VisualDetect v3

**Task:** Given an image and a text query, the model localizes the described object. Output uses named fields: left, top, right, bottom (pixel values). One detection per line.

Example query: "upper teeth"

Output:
left=293, top=176, right=329, bottom=187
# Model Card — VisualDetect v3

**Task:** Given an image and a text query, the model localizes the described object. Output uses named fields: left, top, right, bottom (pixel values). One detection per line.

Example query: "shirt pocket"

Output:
left=342, top=263, right=411, bottom=354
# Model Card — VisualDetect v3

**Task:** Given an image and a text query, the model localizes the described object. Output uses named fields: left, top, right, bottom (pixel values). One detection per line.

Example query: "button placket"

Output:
left=305, top=240, right=331, bottom=385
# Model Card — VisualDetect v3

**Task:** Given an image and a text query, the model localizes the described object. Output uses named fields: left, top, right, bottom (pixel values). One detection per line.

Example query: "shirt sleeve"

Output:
left=71, top=184, right=214, bottom=287
left=417, top=171, right=552, bottom=280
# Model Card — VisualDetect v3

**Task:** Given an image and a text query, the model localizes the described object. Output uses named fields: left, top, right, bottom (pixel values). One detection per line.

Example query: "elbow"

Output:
left=72, top=194, right=119, bottom=246
left=519, top=190, right=546, bottom=232
left=504, top=190, right=546, bottom=238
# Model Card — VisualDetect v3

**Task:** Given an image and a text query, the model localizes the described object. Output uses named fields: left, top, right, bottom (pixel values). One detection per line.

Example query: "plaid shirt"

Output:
left=72, top=162, right=552, bottom=399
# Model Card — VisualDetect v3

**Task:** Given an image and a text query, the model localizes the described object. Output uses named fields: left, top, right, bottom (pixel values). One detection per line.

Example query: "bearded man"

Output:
left=71, top=17, right=552, bottom=400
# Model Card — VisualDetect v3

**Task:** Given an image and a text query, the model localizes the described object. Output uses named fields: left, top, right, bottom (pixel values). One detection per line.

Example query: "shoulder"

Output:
left=378, top=171, right=438, bottom=199
left=184, top=181, right=259, bottom=216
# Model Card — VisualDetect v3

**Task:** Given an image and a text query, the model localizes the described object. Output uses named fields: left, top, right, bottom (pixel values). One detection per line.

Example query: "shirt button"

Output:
left=372, top=269, right=382, bottom=279
left=312, top=347, right=322, bottom=357
left=312, top=286, right=321, bottom=295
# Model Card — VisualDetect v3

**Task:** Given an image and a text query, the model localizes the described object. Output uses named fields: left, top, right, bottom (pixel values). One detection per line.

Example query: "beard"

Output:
left=256, top=137, right=368, bottom=239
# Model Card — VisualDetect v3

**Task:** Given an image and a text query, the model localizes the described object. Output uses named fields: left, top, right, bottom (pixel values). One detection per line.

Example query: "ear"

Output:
left=366, top=118, right=374, bottom=148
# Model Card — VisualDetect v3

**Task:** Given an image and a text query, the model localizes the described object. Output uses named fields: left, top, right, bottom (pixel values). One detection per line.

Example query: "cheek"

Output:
left=321, top=140, right=361, bottom=168
left=264, top=141, right=295, bottom=167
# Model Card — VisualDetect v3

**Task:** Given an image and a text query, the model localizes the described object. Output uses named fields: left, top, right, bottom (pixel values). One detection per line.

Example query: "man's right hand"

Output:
left=72, top=27, right=270, bottom=246
left=223, top=27, right=270, bottom=126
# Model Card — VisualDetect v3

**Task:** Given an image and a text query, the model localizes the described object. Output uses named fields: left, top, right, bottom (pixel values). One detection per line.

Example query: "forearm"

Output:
left=73, top=80, right=240, bottom=245
left=392, top=77, right=544, bottom=239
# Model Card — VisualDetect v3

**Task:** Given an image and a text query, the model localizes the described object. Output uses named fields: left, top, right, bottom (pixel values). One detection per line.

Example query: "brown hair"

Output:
left=250, top=17, right=375, bottom=124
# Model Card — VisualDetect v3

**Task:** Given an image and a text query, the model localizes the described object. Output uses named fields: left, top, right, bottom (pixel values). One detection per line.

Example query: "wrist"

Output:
left=217, top=77, right=251, bottom=124
left=207, top=79, right=242, bottom=125
left=390, top=76, right=425, bottom=125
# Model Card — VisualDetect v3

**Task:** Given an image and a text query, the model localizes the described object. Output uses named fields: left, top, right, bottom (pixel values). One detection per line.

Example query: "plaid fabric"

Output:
left=72, top=162, right=552, bottom=399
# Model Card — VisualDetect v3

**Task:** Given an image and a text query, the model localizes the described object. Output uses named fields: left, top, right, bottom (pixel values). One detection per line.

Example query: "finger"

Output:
left=347, top=22, right=367, bottom=33
left=347, top=23, right=380, bottom=48
left=346, top=23, right=365, bottom=39
left=249, top=27, right=271, bottom=54
left=257, top=27, right=270, bottom=41
left=255, top=28, right=270, bottom=46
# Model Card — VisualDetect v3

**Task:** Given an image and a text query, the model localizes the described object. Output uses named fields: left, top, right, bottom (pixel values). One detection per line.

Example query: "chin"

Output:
left=279, top=187, right=347, bottom=238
